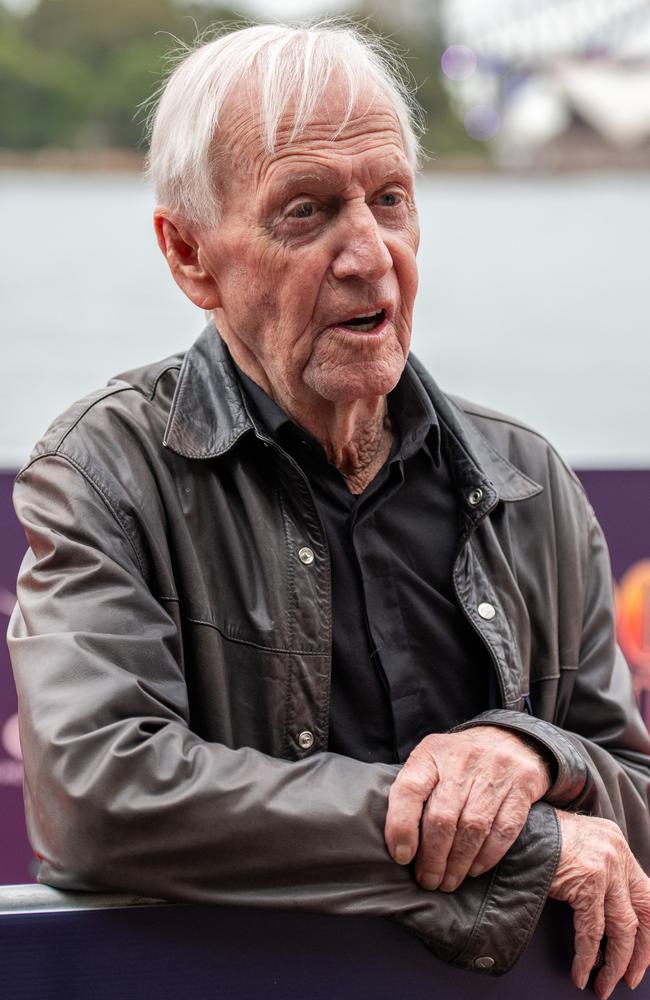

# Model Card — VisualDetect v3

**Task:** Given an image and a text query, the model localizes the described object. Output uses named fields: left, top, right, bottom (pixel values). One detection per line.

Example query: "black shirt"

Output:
left=235, top=360, right=492, bottom=764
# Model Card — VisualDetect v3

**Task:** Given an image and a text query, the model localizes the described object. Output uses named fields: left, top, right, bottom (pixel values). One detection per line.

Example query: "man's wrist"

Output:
left=451, top=711, right=588, bottom=808
left=510, top=730, right=556, bottom=796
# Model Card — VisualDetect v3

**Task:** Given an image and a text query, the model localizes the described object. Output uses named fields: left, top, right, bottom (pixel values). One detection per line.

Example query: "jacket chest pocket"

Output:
left=174, top=460, right=330, bottom=656
left=182, top=618, right=330, bottom=759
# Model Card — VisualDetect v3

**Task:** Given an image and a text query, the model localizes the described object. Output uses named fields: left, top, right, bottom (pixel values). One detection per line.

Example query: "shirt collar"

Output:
left=163, top=323, right=542, bottom=507
left=232, top=352, right=441, bottom=467
left=234, top=364, right=292, bottom=440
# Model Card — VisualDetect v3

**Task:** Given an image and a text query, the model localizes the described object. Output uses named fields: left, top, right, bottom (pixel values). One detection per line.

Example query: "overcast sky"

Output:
left=0, top=0, right=347, bottom=17
left=222, top=0, right=349, bottom=17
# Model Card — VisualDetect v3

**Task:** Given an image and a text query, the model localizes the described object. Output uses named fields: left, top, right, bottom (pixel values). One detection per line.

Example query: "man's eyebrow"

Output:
left=379, top=163, right=412, bottom=180
left=370, top=155, right=414, bottom=182
left=266, top=157, right=414, bottom=201
left=268, top=170, right=340, bottom=198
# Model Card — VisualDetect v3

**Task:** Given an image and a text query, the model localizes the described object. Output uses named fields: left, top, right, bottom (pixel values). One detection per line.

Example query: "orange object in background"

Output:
left=616, top=560, right=650, bottom=711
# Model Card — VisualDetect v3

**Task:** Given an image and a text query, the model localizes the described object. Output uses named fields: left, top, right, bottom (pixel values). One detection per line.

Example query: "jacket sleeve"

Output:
left=7, top=453, right=560, bottom=975
left=454, top=501, right=650, bottom=872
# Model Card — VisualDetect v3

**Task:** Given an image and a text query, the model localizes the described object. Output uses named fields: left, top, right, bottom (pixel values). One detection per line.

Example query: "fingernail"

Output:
left=629, top=972, right=644, bottom=990
left=468, top=863, right=485, bottom=877
left=419, top=871, right=441, bottom=891
left=439, top=875, right=460, bottom=893
left=394, top=844, right=413, bottom=865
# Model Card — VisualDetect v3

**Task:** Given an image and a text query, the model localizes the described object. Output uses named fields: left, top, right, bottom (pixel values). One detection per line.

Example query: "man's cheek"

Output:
left=257, top=236, right=290, bottom=273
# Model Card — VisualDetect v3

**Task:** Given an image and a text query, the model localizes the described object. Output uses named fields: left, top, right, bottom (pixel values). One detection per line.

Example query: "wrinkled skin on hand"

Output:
left=384, top=726, right=551, bottom=892
left=549, top=810, right=650, bottom=999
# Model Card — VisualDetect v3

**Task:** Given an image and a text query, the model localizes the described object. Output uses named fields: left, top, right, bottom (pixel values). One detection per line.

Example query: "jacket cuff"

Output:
left=449, top=801, right=561, bottom=974
left=451, top=710, right=589, bottom=808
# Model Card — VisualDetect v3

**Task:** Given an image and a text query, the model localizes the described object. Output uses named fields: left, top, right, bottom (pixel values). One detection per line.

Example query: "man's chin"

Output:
left=303, top=349, right=407, bottom=405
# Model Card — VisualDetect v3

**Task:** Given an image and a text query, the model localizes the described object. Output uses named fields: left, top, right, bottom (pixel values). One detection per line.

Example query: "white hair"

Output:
left=146, top=21, right=425, bottom=226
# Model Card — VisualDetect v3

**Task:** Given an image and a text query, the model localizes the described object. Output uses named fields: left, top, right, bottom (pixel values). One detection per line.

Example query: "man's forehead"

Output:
left=217, top=81, right=409, bottom=186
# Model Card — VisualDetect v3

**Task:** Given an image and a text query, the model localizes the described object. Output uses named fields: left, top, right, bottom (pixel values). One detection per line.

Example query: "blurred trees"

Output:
left=0, top=0, right=479, bottom=160
left=353, top=4, right=482, bottom=162
left=0, top=0, right=243, bottom=149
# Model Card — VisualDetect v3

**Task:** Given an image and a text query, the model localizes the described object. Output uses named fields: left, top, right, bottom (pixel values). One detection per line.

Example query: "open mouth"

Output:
left=338, top=309, right=386, bottom=333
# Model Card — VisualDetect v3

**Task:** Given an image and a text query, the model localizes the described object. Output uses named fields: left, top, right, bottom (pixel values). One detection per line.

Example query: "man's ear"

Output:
left=153, top=209, right=221, bottom=310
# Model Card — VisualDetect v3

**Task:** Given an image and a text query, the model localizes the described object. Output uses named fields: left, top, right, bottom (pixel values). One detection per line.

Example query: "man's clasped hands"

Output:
left=384, top=727, right=650, bottom=998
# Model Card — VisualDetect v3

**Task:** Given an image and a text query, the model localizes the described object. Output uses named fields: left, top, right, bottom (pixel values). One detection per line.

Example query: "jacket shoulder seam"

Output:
left=17, top=452, right=146, bottom=579
left=454, top=403, right=548, bottom=440
left=456, top=401, right=572, bottom=467
left=54, top=384, right=135, bottom=451
left=454, top=399, right=589, bottom=504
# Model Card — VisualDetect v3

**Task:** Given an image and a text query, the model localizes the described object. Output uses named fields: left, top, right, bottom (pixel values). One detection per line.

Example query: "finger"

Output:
left=624, top=866, right=650, bottom=990
left=594, top=881, right=638, bottom=1000
left=571, top=887, right=606, bottom=991
left=625, top=920, right=650, bottom=992
left=385, top=751, right=440, bottom=866
left=414, top=783, right=466, bottom=891
left=465, top=793, right=529, bottom=878
left=436, top=792, right=498, bottom=892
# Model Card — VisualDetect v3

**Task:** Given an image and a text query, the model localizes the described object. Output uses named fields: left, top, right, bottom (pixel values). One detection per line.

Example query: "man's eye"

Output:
left=289, top=202, right=316, bottom=219
left=377, top=192, right=401, bottom=208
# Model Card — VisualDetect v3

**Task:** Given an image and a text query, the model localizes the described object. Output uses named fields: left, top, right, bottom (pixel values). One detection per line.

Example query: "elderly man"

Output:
left=8, top=22, right=650, bottom=997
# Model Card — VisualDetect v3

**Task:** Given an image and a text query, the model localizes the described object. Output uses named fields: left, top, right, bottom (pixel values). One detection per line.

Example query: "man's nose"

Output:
left=330, top=206, right=393, bottom=282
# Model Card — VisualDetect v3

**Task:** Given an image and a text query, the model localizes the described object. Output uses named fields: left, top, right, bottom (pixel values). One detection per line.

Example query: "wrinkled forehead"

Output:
left=214, top=76, right=409, bottom=185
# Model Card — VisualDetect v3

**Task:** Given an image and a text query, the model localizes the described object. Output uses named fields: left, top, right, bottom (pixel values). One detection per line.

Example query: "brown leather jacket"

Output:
left=8, top=325, right=650, bottom=974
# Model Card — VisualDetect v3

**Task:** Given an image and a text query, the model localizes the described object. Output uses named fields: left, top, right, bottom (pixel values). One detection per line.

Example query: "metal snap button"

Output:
left=478, top=602, right=496, bottom=620
left=298, top=730, right=314, bottom=750
left=474, top=956, right=495, bottom=970
left=468, top=488, right=483, bottom=507
left=298, top=546, right=314, bottom=565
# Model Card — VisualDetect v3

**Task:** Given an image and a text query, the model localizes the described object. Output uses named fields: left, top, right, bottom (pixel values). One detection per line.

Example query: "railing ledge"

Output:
left=0, top=882, right=165, bottom=915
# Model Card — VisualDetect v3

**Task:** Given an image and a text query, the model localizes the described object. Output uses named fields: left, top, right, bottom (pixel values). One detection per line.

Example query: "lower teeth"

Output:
left=345, top=312, right=382, bottom=332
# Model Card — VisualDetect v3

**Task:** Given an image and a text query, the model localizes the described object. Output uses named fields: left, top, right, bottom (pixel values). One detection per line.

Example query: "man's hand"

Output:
left=384, top=726, right=551, bottom=892
left=549, top=810, right=650, bottom=999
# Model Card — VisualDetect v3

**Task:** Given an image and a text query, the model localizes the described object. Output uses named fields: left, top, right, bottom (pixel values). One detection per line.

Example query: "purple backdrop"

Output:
left=0, top=471, right=34, bottom=884
left=1, top=468, right=649, bottom=885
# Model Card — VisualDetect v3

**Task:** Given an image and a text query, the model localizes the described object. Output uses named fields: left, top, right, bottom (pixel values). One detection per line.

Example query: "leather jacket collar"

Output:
left=163, top=323, right=543, bottom=514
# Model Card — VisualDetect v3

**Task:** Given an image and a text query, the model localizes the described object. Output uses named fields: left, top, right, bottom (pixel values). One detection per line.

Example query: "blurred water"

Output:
left=1, top=170, right=648, bottom=468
